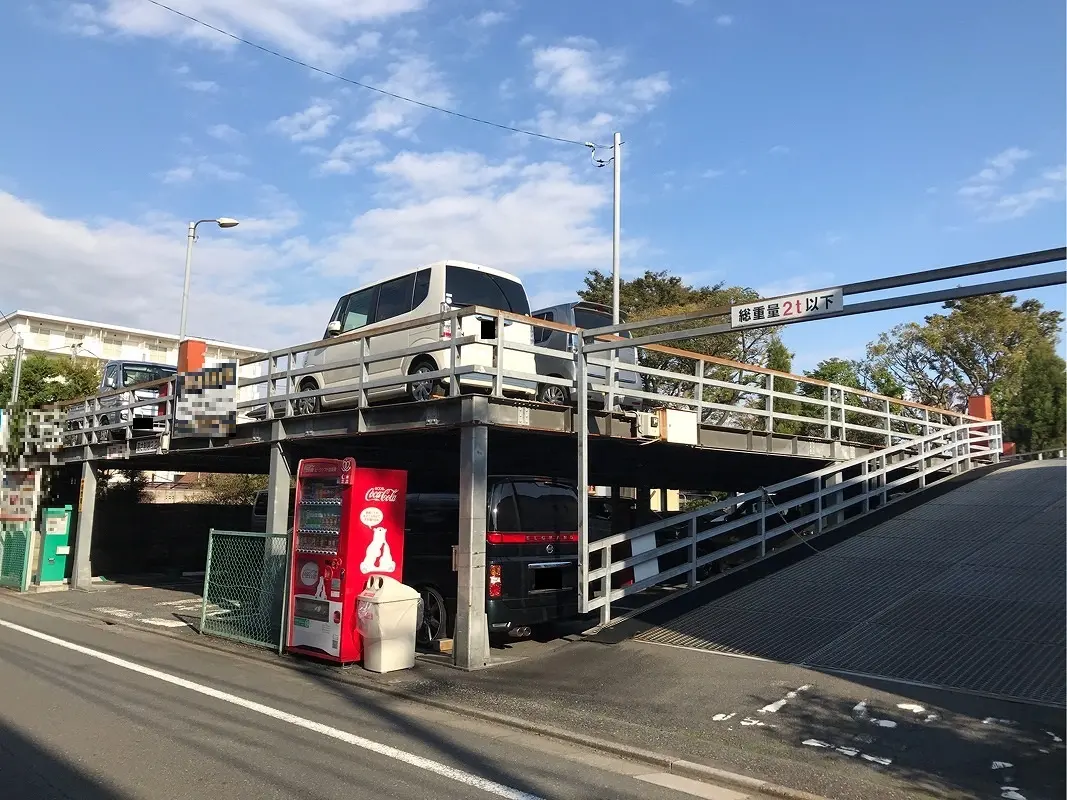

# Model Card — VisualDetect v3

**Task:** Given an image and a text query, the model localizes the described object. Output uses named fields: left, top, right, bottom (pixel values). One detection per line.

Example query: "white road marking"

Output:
left=992, top=761, right=1014, bottom=770
left=802, top=737, right=892, bottom=766
left=1001, top=787, right=1026, bottom=799
left=1046, top=731, right=1063, bottom=743
left=636, top=772, right=750, bottom=799
left=0, top=617, right=543, bottom=800
left=94, top=607, right=138, bottom=618
left=896, top=703, right=925, bottom=714
left=758, top=685, right=809, bottom=714
left=139, top=618, right=188, bottom=628
left=851, top=699, right=895, bottom=727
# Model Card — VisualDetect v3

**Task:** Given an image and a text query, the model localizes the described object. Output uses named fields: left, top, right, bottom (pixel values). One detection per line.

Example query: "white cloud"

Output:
left=526, top=38, right=670, bottom=140
left=0, top=190, right=324, bottom=349
left=62, top=0, right=413, bottom=69
left=716, top=14, right=734, bottom=26
left=269, top=100, right=339, bottom=142
left=768, top=144, right=790, bottom=155
left=160, top=156, right=244, bottom=184
left=354, top=55, right=451, bottom=136
left=702, top=168, right=725, bottom=179
left=315, top=150, right=612, bottom=280
left=756, top=272, right=837, bottom=298
left=184, top=79, right=218, bottom=93
left=315, top=137, right=386, bottom=175
left=957, top=148, right=1064, bottom=221
left=0, top=150, right=614, bottom=345
left=207, top=123, right=242, bottom=143
left=471, top=10, right=507, bottom=27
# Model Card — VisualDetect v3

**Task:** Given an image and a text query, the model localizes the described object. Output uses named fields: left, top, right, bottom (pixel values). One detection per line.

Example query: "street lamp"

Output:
left=179, top=217, right=240, bottom=342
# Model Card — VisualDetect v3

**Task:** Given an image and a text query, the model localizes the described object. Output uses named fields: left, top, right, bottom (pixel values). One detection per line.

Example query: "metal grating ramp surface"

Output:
left=635, top=460, right=1067, bottom=705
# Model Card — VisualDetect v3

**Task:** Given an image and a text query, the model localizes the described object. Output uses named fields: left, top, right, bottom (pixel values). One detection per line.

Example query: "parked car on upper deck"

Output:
left=531, top=300, right=642, bottom=409
left=294, top=261, right=538, bottom=414
left=69, top=360, right=176, bottom=441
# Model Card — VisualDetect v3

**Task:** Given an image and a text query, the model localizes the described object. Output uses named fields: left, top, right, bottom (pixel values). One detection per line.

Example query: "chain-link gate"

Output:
left=200, top=530, right=288, bottom=652
left=0, top=521, right=32, bottom=592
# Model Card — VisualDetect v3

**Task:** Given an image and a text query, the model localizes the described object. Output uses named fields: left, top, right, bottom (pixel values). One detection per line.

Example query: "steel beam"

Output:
left=71, top=460, right=98, bottom=591
left=454, top=399, right=490, bottom=670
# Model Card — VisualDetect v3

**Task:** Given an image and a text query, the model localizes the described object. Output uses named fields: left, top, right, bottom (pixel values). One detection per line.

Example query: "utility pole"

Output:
left=585, top=133, right=624, bottom=325
left=10, top=334, right=23, bottom=406
left=611, top=131, right=622, bottom=325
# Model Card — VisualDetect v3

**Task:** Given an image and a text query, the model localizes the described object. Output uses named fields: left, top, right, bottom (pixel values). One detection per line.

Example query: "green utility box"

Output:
left=39, top=505, right=73, bottom=586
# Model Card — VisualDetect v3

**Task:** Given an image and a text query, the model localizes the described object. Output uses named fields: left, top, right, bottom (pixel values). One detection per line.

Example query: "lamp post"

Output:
left=179, top=217, right=239, bottom=342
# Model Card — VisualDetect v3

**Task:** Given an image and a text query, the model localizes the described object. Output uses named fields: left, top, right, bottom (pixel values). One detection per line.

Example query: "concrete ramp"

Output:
left=634, top=460, right=1066, bottom=706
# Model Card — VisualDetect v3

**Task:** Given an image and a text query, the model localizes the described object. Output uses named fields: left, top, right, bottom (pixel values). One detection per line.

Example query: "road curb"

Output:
left=11, top=597, right=831, bottom=800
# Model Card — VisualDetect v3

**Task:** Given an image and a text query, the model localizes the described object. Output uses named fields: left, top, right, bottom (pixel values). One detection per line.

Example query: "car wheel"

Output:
left=416, top=585, right=448, bottom=646
left=407, top=358, right=442, bottom=403
left=294, top=381, right=320, bottom=416
left=537, top=382, right=569, bottom=405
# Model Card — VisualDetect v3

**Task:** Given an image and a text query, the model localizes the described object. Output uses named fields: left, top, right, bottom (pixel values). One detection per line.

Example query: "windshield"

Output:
left=573, top=308, right=631, bottom=337
left=445, top=265, right=530, bottom=314
left=122, top=365, right=176, bottom=387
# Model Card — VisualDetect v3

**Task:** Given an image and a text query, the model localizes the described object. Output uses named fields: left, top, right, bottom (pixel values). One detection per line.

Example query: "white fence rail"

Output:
left=579, top=420, right=1004, bottom=625
left=27, top=305, right=978, bottom=456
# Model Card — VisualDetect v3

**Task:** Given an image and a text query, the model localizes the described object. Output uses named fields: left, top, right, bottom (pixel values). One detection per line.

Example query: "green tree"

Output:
left=0, top=352, right=101, bottom=461
left=1002, top=340, right=1066, bottom=452
left=578, top=270, right=784, bottom=422
left=200, top=473, right=269, bottom=505
left=98, top=470, right=149, bottom=504
left=765, top=338, right=801, bottom=434
left=865, top=295, right=1063, bottom=412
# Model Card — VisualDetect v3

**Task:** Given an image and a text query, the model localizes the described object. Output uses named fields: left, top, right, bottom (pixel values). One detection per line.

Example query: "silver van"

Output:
left=298, top=260, right=537, bottom=413
left=531, top=301, right=642, bottom=409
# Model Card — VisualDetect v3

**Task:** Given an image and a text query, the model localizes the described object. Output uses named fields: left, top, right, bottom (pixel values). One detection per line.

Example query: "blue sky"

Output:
left=0, top=0, right=1064, bottom=370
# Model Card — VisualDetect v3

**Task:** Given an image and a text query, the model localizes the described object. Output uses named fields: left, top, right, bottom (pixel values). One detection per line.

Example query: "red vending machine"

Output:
left=286, top=457, right=407, bottom=663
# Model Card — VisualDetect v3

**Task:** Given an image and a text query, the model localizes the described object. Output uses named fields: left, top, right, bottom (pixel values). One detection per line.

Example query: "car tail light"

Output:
left=488, top=563, right=502, bottom=598
left=157, top=381, right=169, bottom=416
left=441, top=317, right=452, bottom=340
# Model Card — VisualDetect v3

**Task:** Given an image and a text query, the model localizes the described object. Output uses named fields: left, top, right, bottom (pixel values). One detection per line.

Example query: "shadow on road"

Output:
left=0, top=717, right=131, bottom=799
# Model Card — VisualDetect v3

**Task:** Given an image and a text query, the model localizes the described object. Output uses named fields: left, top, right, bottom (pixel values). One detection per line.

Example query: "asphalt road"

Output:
left=0, top=598, right=759, bottom=800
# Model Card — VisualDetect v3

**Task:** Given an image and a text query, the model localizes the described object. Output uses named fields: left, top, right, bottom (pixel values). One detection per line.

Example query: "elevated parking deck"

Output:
left=627, top=459, right=1066, bottom=706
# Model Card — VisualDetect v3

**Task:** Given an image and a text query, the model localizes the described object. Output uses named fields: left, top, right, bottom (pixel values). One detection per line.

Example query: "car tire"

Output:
left=537, top=381, right=569, bottom=405
left=294, top=380, right=320, bottom=416
left=407, top=358, right=442, bottom=403
left=416, top=585, right=448, bottom=647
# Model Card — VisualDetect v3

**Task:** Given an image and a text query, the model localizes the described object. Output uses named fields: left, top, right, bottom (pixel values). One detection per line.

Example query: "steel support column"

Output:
left=264, top=435, right=291, bottom=652
left=71, top=460, right=98, bottom=591
left=455, top=415, right=490, bottom=670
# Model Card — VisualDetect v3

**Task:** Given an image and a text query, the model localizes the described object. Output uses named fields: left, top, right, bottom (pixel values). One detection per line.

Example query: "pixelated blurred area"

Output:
left=173, top=362, right=238, bottom=438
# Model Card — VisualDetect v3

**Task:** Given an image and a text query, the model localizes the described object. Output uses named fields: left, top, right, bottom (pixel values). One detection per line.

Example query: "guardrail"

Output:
left=26, top=304, right=978, bottom=456
left=579, top=420, right=1004, bottom=626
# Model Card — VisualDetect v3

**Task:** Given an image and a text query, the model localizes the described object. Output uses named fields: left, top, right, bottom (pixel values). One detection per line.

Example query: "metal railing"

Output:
left=199, top=529, right=289, bottom=653
left=27, top=305, right=978, bottom=457
left=579, top=420, right=1004, bottom=625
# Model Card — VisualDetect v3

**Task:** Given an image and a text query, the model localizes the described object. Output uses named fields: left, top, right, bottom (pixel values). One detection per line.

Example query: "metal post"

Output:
left=687, top=517, right=698, bottom=588
left=179, top=221, right=196, bottom=342
left=265, top=436, right=291, bottom=653
left=825, top=470, right=844, bottom=527
left=455, top=416, right=490, bottom=669
left=576, top=346, right=593, bottom=615
left=861, top=458, right=870, bottom=513
left=71, top=460, right=98, bottom=591
left=758, top=494, right=767, bottom=557
left=200, top=529, right=215, bottom=635
left=611, top=131, right=622, bottom=326
left=766, top=374, right=775, bottom=433
left=823, top=386, right=831, bottom=439
left=10, top=335, right=23, bottom=406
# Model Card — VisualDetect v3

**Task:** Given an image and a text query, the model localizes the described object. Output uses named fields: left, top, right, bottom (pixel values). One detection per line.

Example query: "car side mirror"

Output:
left=326, top=320, right=342, bottom=337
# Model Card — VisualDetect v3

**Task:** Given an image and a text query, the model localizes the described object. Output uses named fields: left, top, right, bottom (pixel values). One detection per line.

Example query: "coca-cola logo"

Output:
left=365, top=487, right=399, bottom=502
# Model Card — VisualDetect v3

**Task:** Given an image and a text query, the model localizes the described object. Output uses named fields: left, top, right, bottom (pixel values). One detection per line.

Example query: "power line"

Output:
left=142, top=0, right=600, bottom=148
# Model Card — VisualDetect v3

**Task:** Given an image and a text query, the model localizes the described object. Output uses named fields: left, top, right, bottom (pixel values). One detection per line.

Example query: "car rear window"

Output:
left=446, top=266, right=530, bottom=315
left=122, top=365, right=177, bottom=386
left=494, top=480, right=578, bottom=533
left=573, top=308, right=631, bottom=337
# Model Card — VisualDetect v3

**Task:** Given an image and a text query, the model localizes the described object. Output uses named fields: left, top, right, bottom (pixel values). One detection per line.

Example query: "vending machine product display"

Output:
left=287, top=457, right=407, bottom=663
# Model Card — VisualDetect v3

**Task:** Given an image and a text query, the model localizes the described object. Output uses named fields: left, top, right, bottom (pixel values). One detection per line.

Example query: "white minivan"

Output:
left=297, top=261, right=538, bottom=412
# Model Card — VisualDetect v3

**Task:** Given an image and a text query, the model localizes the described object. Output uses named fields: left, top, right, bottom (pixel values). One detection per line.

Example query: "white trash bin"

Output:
left=356, top=575, right=422, bottom=673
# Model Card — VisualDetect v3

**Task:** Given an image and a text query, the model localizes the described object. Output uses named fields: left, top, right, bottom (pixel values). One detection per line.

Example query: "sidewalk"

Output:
left=16, top=585, right=1066, bottom=800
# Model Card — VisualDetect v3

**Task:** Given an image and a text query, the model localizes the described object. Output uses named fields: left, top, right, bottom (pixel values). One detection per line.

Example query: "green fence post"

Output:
left=200, top=528, right=215, bottom=635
